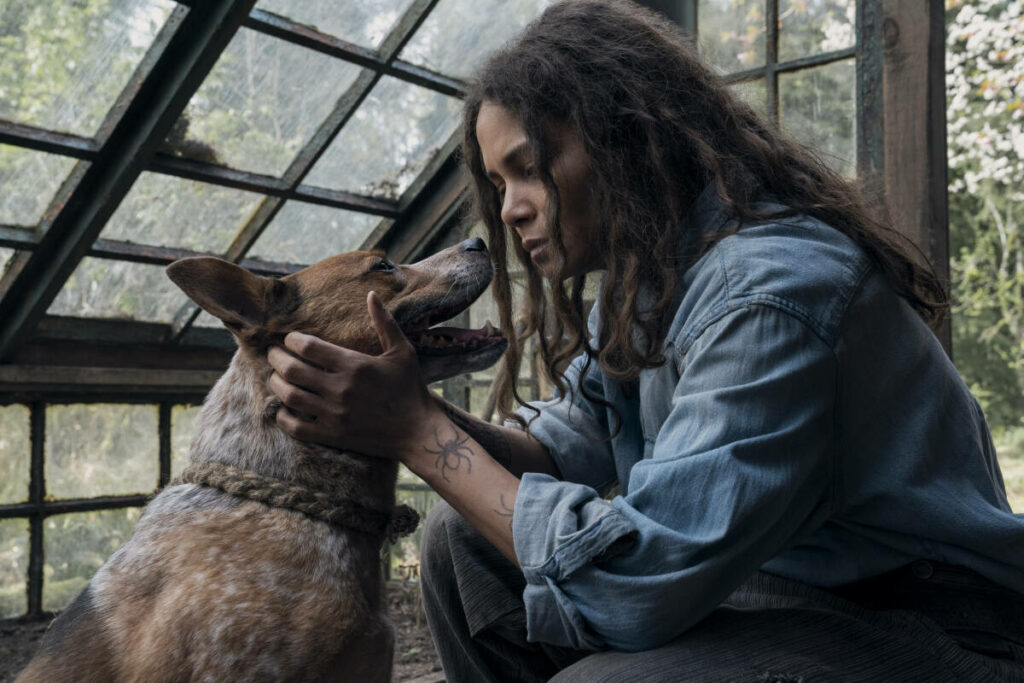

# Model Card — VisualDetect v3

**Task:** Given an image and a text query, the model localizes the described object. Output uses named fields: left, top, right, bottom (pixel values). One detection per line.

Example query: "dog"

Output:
left=16, top=236, right=506, bottom=682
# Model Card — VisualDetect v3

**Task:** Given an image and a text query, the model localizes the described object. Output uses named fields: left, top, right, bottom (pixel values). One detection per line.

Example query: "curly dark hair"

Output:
left=461, top=0, right=948, bottom=426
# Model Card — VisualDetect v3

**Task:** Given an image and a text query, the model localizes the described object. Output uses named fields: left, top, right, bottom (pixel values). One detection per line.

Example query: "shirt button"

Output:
left=912, top=559, right=934, bottom=580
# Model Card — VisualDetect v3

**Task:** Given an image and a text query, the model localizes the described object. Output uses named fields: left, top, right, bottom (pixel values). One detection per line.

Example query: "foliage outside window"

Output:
left=946, top=0, right=1024, bottom=509
left=699, top=0, right=857, bottom=176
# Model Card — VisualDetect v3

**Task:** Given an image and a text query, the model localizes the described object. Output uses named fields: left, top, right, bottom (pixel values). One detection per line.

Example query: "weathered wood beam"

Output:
left=0, top=365, right=222, bottom=393
left=881, top=0, right=950, bottom=352
left=12, top=339, right=232, bottom=373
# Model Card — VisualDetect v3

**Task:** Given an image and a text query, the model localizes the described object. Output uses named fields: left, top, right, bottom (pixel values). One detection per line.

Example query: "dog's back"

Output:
left=19, top=485, right=392, bottom=683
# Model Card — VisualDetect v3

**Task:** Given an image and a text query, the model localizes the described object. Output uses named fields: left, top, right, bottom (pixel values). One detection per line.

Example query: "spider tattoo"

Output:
left=424, top=425, right=474, bottom=482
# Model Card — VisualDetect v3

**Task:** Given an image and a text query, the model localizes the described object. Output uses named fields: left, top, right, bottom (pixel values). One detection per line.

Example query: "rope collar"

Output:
left=172, top=461, right=419, bottom=544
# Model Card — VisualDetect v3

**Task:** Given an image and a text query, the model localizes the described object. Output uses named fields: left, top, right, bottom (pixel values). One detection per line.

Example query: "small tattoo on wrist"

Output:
left=424, top=423, right=474, bottom=482
left=494, top=493, right=514, bottom=532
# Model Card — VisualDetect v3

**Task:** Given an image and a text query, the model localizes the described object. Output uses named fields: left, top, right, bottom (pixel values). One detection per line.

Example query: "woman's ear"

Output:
left=166, top=257, right=277, bottom=332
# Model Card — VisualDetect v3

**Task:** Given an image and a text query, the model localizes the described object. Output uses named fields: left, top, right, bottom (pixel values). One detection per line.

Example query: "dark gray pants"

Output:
left=420, top=502, right=1024, bottom=682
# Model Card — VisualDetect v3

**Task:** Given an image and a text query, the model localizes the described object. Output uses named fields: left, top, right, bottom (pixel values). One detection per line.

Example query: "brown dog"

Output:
left=16, top=237, right=506, bottom=683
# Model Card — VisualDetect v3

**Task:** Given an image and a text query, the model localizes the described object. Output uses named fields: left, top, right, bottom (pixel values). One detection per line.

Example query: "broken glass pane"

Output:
left=0, top=145, right=79, bottom=227
left=171, top=404, right=201, bottom=479
left=174, top=29, right=362, bottom=176
left=0, top=518, right=28, bottom=619
left=780, top=59, right=856, bottom=176
left=45, top=404, right=159, bottom=499
left=48, top=258, right=190, bottom=323
left=779, top=0, right=856, bottom=63
left=399, top=0, right=553, bottom=79
left=0, top=404, right=30, bottom=505
left=0, top=0, right=175, bottom=138
left=98, top=172, right=263, bottom=253
left=255, top=0, right=416, bottom=49
left=698, top=0, right=766, bottom=75
left=43, top=507, right=142, bottom=612
left=247, top=201, right=382, bottom=264
left=305, top=76, right=461, bottom=199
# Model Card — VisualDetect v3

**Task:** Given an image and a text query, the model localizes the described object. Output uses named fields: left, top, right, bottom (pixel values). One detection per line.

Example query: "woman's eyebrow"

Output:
left=503, top=141, right=532, bottom=167
left=486, top=140, right=533, bottom=182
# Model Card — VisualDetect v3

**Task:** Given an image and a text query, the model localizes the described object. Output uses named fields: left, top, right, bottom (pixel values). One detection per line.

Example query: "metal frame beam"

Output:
left=0, top=119, right=400, bottom=219
left=0, top=0, right=260, bottom=362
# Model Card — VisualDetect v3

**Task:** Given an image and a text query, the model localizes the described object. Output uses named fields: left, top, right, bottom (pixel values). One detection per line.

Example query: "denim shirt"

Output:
left=510, top=186, right=1024, bottom=653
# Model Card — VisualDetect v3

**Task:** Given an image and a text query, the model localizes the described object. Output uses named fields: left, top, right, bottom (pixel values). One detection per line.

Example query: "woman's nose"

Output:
left=500, top=186, right=534, bottom=230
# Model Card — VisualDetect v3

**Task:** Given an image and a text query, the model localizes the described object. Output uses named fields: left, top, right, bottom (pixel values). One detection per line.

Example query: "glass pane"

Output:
left=779, top=0, right=855, bottom=63
left=390, top=487, right=441, bottom=579
left=48, top=257, right=190, bottom=322
left=247, top=201, right=381, bottom=264
left=0, top=145, right=79, bottom=227
left=98, top=172, right=264, bottom=253
left=779, top=59, right=856, bottom=176
left=175, top=29, right=362, bottom=176
left=171, top=404, right=201, bottom=479
left=730, top=78, right=768, bottom=116
left=305, top=77, right=462, bottom=199
left=45, top=404, right=159, bottom=499
left=256, top=0, right=416, bottom=49
left=698, top=0, right=767, bottom=74
left=0, top=518, right=29, bottom=619
left=0, top=404, right=31, bottom=504
left=0, top=247, right=16, bottom=279
left=399, top=0, right=552, bottom=79
left=0, top=0, right=176, bottom=137
left=43, top=507, right=141, bottom=612
left=194, top=310, right=224, bottom=330
left=469, top=384, right=494, bottom=419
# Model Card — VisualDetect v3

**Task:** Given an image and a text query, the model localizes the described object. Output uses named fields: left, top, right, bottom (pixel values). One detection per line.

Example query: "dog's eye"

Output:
left=369, top=259, right=395, bottom=273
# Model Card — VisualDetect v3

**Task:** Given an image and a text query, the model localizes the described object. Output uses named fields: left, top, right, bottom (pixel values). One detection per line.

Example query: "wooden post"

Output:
left=881, top=0, right=951, bottom=353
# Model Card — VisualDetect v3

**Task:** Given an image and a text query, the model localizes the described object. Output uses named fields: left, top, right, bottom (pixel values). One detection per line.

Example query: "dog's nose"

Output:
left=460, top=237, right=487, bottom=253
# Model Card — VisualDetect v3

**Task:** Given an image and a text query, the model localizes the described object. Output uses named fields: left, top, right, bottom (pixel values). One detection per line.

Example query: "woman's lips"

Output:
left=522, top=238, right=548, bottom=260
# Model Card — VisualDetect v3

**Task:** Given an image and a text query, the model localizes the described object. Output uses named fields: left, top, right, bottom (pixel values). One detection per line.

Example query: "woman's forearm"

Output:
left=436, top=398, right=562, bottom=479
left=402, top=406, right=527, bottom=565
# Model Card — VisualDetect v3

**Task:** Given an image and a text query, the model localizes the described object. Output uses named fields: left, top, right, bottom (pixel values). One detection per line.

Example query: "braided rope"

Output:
left=172, top=461, right=419, bottom=543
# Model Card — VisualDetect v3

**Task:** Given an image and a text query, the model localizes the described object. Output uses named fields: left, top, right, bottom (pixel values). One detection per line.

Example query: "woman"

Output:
left=267, top=1, right=1024, bottom=680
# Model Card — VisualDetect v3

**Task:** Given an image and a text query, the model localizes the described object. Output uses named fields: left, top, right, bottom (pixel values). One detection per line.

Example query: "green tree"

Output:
left=946, top=0, right=1024, bottom=433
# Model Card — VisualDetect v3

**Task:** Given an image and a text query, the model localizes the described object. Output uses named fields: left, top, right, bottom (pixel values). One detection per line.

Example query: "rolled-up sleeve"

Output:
left=512, top=304, right=837, bottom=651
left=514, top=351, right=617, bottom=491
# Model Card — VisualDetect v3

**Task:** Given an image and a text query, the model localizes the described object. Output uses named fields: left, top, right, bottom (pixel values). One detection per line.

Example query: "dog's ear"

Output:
left=166, top=257, right=283, bottom=332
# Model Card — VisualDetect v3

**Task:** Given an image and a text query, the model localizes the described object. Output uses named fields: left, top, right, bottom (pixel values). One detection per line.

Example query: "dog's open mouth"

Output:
left=398, top=300, right=508, bottom=383
left=403, top=306, right=505, bottom=357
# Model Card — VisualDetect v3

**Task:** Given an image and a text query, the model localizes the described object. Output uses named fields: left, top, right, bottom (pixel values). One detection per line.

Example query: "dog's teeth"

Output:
left=483, top=321, right=497, bottom=336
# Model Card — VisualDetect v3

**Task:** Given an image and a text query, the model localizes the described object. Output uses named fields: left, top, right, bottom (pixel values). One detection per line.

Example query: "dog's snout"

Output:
left=461, top=237, right=487, bottom=253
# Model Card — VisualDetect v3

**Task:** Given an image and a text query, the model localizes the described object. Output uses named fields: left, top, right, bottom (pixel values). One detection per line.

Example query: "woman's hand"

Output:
left=267, top=291, right=441, bottom=459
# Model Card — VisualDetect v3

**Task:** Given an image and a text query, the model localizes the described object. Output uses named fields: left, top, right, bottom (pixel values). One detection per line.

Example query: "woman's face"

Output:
left=475, top=101, right=603, bottom=280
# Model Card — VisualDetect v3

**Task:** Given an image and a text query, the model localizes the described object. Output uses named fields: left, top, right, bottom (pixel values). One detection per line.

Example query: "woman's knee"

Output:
left=419, top=501, right=463, bottom=584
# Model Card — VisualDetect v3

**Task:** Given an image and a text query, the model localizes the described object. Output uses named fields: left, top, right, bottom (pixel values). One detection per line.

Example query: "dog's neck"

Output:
left=188, top=347, right=399, bottom=513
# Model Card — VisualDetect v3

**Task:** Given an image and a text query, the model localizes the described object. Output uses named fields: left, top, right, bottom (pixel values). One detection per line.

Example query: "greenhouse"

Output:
left=0, top=0, right=1021, bottom=681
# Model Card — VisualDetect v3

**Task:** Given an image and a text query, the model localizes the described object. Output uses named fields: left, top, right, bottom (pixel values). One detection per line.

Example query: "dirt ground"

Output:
left=0, top=581, right=443, bottom=683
